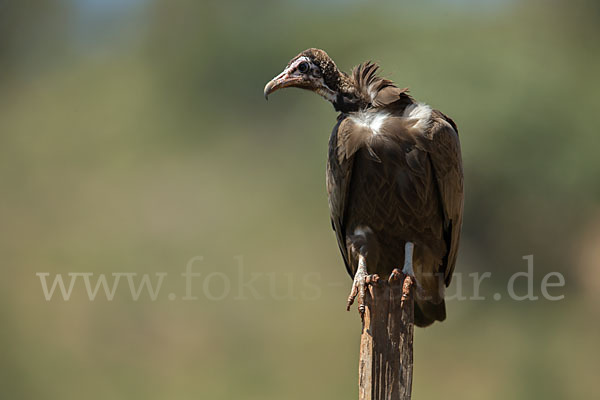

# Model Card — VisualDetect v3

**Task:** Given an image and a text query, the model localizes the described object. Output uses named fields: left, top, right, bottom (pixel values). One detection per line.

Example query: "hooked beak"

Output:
left=264, top=68, right=304, bottom=100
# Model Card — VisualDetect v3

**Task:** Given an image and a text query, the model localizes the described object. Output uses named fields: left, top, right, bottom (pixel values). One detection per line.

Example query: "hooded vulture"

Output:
left=264, top=48, right=463, bottom=327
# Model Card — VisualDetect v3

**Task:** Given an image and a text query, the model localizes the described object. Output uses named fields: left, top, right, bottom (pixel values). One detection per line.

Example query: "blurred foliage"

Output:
left=1, top=0, right=599, bottom=399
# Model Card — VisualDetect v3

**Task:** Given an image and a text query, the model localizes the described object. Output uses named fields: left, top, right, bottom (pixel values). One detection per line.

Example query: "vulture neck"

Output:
left=322, top=66, right=412, bottom=114
left=323, top=70, right=364, bottom=114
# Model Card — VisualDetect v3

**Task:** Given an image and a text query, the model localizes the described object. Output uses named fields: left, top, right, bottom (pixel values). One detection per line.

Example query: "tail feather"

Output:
left=414, top=299, right=446, bottom=327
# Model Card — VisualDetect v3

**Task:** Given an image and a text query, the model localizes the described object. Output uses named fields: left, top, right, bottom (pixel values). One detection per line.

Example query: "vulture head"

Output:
left=264, top=48, right=363, bottom=112
left=264, top=48, right=409, bottom=113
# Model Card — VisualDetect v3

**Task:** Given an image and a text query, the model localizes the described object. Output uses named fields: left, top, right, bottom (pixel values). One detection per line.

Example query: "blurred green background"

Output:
left=1, top=0, right=599, bottom=399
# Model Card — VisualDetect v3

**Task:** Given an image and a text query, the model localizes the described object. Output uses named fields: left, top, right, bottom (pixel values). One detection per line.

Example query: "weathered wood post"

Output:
left=358, top=275, right=414, bottom=400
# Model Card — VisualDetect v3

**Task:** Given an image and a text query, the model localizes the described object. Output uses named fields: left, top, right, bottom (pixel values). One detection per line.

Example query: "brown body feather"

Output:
left=326, top=63, right=463, bottom=327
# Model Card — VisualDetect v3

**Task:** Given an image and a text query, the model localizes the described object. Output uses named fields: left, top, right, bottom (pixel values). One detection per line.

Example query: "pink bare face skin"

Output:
left=264, top=56, right=334, bottom=101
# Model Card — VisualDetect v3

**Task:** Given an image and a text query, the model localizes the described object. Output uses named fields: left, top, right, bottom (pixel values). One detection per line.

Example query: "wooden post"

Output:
left=358, top=275, right=414, bottom=400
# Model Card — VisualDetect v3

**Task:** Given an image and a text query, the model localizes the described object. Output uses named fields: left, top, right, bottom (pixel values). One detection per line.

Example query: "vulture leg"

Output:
left=402, top=241, right=415, bottom=276
left=389, top=241, right=415, bottom=283
left=347, top=254, right=375, bottom=315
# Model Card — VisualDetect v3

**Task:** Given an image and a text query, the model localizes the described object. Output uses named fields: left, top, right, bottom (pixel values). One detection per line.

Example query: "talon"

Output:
left=357, top=279, right=366, bottom=315
left=346, top=294, right=356, bottom=311
left=402, top=275, right=414, bottom=301
left=389, top=268, right=403, bottom=283
left=347, top=255, right=369, bottom=314
left=347, top=283, right=359, bottom=311
left=347, top=277, right=365, bottom=312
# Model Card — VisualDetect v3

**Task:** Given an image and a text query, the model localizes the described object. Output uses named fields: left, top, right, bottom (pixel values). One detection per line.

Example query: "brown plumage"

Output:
left=265, top=49, right=463, bottom=327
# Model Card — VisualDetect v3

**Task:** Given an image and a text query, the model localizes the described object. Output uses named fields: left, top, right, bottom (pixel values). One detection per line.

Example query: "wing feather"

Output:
left=425, top=110, right=464, bottom=285
left=326, top=116, right=356, bottom=277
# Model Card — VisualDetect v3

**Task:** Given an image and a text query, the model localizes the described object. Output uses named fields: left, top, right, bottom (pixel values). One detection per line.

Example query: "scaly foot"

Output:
left=347, top=255, right=379, bottom=315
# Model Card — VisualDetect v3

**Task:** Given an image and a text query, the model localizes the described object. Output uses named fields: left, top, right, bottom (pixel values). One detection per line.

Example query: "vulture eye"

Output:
left=298, top=62, right=310, bottom=74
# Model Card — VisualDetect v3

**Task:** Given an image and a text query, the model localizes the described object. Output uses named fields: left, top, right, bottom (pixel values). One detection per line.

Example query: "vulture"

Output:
left=264, top=48, right=463, bottom=327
